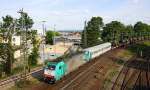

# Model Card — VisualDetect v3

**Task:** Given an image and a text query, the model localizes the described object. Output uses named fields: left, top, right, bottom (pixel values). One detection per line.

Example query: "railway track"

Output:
left=60, top=55, right=104, bottom=90
left=31, top=48, right=122, bottom=90
left=1, top=40, right=149, bottom=90
left=132, top=56, right=150, bottom=90
left=0, top=68, right=43, bottom=87
left=121, top=59, right=143, bottom=90
left=60, top=48, right=124, bottom=90
left=112, top=50, right=150, bottom=90
left=111, top=56, right=137, bottom=90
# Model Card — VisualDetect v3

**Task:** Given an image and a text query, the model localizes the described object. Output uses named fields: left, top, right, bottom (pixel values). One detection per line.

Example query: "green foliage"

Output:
left=81, top=17, right=104, bottom=48
left=0, top=64, right=4, bottom=77
left=114, top=59, right=124, bottom=65
left=0, top=15, right=15, bottom=75
left=15, top=79, right=31, bottom=88
left=18, top=12, right=34, bottom=30
left=102, top=20, right=150, bottom=46
left=54, top=31, right=60, bottom=36
left=26, top=30, right=37, bottom=40
left=144, top=41, right=150, bottom=46
left=12, top=66, right=24, bottom=75
left=0, top=44, right=14, bottom=75
left=0, top=10, right=34, bottom=76
left=45, top=31, right=54, bottom=45
left=28, top=47, right=39, bottom=66
left=2, top=15, right=13, bottom=28
left=28, top=32, right=39, bottom=66
left=45, top=31, right=60, bottom=45
left=127, top=41, right=150, bottom=57
left=102, top=21, right=125, bottom=45
left=134, top=21, right=149, bottom=32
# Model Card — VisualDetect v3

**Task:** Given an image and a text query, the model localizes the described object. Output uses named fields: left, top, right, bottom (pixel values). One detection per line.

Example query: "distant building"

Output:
left=54, top=31, right=81, bottom=45
left=0, top=35, right=21, bottom=46
left=59, top=31, right=81, bottom=36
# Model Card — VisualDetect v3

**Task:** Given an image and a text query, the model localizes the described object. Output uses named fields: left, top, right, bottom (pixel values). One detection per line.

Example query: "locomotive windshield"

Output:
left=47, top=65, right=56, bottom=70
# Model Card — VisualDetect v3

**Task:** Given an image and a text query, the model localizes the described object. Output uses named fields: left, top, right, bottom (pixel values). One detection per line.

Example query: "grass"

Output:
left=102, top=69, right=119, bottom=90
left=122, top=50, right=132, bottom=57
left=113, top=59, right=124, bottom=65
left=8, top=78, right=40, bottom=90
left=0, top=64, right=43, bottom=80
left=30, top=64, right=43, bottom=69
left=15, top=79, right=32, bottom=88
left=126, top=41, right=150, bottom=57
left=12, top=66, right=24, bottom=75
left=112, top=49, right=133, bottom=65
left=143, top=41, right=150, bottom=46
left=101, top=47, right=136, bottom=90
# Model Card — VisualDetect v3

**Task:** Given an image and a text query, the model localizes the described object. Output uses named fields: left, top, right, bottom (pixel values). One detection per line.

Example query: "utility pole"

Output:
left=140, top=50, right=143, bottom=57
left=53, top=24, right=56, bottom=56
left=42, top=21, right=46, bottom=61
left=18, top=8, right=28, bottom=79
left=84, top=21, right=87, bottom=48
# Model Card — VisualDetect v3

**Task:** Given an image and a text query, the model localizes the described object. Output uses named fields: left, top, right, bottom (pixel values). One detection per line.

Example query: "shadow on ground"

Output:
left=125, top=58, right=150, bottom=72
left=126, top=41, right=150, bottom=58
left=133, top=85, right=150, bottom=90
left=31, top=69, right=44, bottom=82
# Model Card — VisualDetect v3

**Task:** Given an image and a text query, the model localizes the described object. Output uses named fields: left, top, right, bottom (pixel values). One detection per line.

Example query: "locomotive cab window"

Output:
left=59, top=66, right=61, bottom=70
left=48, top=65, right=56, bottom=70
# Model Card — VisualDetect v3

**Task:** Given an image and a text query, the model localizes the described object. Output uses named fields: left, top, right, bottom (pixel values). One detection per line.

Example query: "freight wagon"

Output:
left=43, top=59, right=66, bottom=83
left=83, top=42, right=111, bottom=61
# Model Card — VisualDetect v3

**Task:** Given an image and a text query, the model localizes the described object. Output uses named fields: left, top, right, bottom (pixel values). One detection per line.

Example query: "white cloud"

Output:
left=0, top=0, right=150, bottom=30
left=132, top=0, right=139, bottom=4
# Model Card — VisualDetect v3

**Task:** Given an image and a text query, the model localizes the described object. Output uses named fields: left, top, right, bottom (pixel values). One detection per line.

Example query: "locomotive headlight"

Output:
left=44, top=69, right=49, bottom=75
left=51, top=71, right=55, bottom=76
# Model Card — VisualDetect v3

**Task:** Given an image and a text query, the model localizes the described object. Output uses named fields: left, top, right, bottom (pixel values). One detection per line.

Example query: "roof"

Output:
left=47, top=57, right=64, bottom=63
left=84, top=42, right=111, bottom=52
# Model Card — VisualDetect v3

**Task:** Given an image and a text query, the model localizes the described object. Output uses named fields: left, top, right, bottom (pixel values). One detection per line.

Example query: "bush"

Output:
left=28, top=47, right=39, bottom=66
left=12, top=66, right=24, bottom=75
left=15, top=79, right=31, bottom=88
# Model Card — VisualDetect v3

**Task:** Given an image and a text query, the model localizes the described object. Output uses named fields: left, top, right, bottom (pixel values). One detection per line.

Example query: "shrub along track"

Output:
left=27, top=47, right=133, bottom=90
left=112, top=42, right=150, bottom=90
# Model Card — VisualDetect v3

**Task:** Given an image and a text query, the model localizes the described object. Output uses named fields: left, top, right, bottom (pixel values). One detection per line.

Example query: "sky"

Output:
left=0, top=0, right=150, bottom=32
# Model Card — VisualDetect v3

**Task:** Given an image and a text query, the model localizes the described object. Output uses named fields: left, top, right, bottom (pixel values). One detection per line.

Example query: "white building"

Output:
left=14, top=50, right=21, bottom=59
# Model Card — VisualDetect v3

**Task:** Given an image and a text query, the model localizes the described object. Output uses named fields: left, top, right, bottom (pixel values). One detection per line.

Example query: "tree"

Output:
left=134, top=21, right=147, bottom=32
left=0, top=11, right=35, bottom=76
left=134, top=21, right=149, bottom=40
left=17, top=10, right=34, bottom=74
left=18, top=12, right=34, bottom=30
left=54, top=31, right=60, bottom=36
left=102, top=21, right=125, bottom=46
left=45, top=31, right=54, bottom=45
left=124, top=25, right=134, bottom=41
left=28, top=30, right=39, bottom=68
left=0, top=15, right=15, bottom=75
left=16, top=11, right=34, bottom=38
left=28, top=46, right=39, bottom=66
left=2, top=15, right=13, bottom=28
left=81, top=17, right=103, bottom=48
